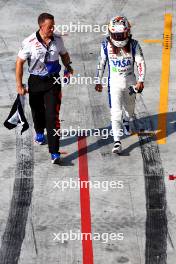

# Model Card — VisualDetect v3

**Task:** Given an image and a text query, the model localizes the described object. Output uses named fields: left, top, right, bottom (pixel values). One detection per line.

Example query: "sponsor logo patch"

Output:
left=111, top=59, right=131, bottom=67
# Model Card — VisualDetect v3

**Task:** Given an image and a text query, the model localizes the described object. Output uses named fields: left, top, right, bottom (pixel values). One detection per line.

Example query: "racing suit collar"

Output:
left=36, top=30, right=54, bottom=44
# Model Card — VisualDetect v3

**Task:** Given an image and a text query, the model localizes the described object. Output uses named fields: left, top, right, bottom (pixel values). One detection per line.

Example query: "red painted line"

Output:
left=169, top=175, right=176, bottom=180
left=78, top=136, right=94, bottom=264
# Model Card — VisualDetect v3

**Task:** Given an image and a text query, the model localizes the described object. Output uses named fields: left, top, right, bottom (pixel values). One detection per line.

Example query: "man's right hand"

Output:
left=16, top=85, right=27, bottom=95
left=16, top=57, right=26, bottom=95
left=95, top=84, right=103, bottom=92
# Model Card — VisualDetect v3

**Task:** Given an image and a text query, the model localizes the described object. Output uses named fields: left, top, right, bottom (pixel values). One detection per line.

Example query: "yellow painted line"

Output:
left=143, top=39, right=163, bottom=43
left=157, top=13, right=172, bottom=144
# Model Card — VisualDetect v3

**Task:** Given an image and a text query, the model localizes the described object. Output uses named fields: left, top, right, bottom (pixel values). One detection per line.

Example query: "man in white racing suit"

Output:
left=95, top=16, right=146, bottom=153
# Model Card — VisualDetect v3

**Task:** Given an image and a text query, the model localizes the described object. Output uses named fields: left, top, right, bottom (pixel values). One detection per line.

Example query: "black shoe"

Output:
left=123, top=120, right=132, bottom=136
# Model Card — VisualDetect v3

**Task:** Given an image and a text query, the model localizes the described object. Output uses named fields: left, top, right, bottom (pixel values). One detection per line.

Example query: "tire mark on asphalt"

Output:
left=0, top=36, right=8, bottom=50
left=0, top=128, right=34, bottom=264
left=0, top=60, right=35, bottom=263
left=0, top=0, right=10, bottom=11
left=168, top=230, right=174, bottom=250
left=134, top=95, right=167, bottom=264
left=30, top=215, right=38, bottom=256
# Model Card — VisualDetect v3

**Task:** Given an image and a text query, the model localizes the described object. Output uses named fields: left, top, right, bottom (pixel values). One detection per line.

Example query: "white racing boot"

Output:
left=112, top=141, right=122, bottom=154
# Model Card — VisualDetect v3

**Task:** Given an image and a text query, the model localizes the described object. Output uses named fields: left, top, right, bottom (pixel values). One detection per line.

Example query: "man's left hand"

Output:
left=66, top=64, right=74, bottom=74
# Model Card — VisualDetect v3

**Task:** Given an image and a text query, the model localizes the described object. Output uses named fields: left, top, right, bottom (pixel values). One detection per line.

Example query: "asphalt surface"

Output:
left=0, top=0, right=176, bottom=263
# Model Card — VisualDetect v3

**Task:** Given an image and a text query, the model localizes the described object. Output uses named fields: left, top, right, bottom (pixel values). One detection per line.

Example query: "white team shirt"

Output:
left=18, top=30, right=67, bottom=76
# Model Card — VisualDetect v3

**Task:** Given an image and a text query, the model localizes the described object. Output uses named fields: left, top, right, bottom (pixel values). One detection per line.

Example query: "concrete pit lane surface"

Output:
left=0, top=0, right=176, bottom=263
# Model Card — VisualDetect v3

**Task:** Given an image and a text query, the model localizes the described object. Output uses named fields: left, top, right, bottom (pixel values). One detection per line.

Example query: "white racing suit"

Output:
left=96, top=37, right=146, bottom=141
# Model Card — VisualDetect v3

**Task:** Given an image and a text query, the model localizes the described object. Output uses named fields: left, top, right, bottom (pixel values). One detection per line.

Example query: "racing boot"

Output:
left=112, top=141, right=122, bottom=154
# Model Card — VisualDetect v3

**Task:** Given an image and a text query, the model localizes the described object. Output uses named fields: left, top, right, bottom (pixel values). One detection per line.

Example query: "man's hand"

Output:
left=66, top=64, right=74, bottom=74
left=60, top=53, right=74, bottom=74
left=16, top=57, right=26, bottom=95
left=95, top=84, right=103, bottom=92
left=136, top=82, right=144, bottom=93
left=16, top=84, right=28, bottom=95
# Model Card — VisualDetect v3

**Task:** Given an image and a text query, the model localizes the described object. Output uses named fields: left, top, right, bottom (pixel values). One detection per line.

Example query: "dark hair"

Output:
left=38, top=13, right=54, bottom=25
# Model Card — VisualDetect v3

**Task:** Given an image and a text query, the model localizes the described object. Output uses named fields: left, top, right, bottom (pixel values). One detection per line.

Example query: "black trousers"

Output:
left=28, top=74, right=61, bottom=153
